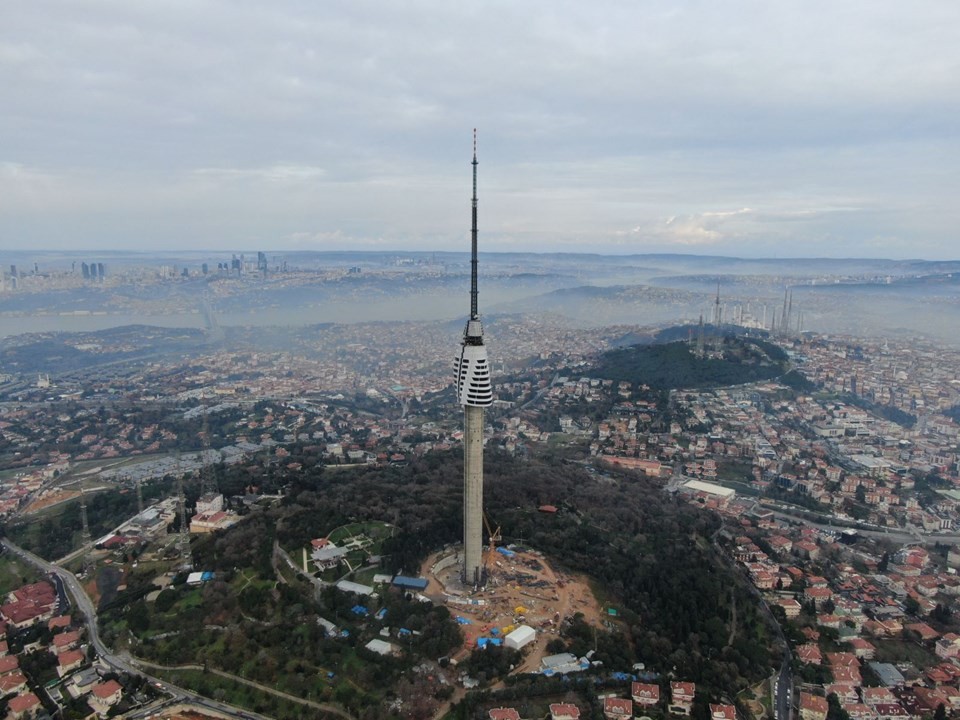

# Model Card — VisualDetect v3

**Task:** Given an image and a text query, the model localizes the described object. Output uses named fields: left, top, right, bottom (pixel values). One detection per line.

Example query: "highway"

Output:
left=741, top=563, right=792, bottom=720
left=1, top=538, right=275, bottom=720
left=758, top=501, right=960, bottom=544
left=775, top=654, right=792, bottom=720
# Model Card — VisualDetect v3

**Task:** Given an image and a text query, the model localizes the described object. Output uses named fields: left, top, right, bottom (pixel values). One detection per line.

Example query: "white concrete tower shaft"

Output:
left=455, top=130, right=493, bottom=587
left=463, top=405, right=485, bottom=585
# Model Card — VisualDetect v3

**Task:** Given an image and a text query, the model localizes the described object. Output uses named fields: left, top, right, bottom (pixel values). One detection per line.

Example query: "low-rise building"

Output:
left=7, top=692, right=41, bottom=719
left=89, top=679, right=123, bottom=715
left=52, top=629, right=82, bottom=654
left=670, top=681, right=696, bottom=715
left=800, top=693, right=829, bottom=720
left=57, top=649, right=85, bottom=677
left=632, top=682, right=660, bottom=707
left=0, top=672, right=28, bottom=695
left=603, top=697, right=633, bottom=719
left=549, top=703, right=581, bottom=720
left=710, top=703, right=737, bottom=720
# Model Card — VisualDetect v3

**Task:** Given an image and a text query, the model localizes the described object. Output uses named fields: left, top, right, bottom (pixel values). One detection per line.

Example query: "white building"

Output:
left=504, top=625, right=536, bottom=650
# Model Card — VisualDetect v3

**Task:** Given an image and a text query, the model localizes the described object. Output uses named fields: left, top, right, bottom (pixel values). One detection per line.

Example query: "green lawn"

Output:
left=873, top=637, right=939, bottom=669
left=177, top=588, right=206, bottom=610
left=350, top=566, right=381, bottom=585
left=0, top=556, right=41, bottom=595
left=156, top=668, right=341, bottom=720
left=327, top=521, right=392, bottom=545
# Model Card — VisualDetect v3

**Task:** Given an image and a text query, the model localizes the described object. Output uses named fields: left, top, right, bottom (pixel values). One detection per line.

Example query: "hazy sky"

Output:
left=3, top=1, right=959, bottom=258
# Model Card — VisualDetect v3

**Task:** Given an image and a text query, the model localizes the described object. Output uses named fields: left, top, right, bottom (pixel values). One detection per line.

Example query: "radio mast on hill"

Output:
left=454, top=130, right=494, bottom=588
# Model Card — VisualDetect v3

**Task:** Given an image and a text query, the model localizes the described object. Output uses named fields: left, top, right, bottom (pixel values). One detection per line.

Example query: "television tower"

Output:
left=455, top=130, right=494, bottom=588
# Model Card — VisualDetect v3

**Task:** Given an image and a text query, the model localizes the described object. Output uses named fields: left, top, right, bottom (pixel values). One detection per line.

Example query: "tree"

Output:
left=827, top=693, right=850, bottom=720
left=126, top=600, right=150, bottom=633
left=154, top=589, right=177, bottom=613
left=878, top=552, right=889, bottom=572
left=904, top=596, right=920, bottom=616
left=932, top=604, right=952, bottom=624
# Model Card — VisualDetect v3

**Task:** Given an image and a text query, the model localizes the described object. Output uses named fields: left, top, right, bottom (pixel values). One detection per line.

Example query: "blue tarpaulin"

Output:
left=496, top=547, right=516, bottom=557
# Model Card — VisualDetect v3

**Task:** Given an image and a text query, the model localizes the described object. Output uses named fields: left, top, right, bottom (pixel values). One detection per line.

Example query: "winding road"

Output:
left=1, top=537, right=319, bottom=720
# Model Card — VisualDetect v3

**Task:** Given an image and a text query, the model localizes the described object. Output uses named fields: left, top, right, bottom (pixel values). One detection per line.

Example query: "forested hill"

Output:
left=593, top=337, right=788, bottom=389
left=266, top=449, right=775, bottom=693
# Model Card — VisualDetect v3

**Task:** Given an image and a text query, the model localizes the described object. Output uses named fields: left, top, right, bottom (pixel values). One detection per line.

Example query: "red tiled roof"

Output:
left=0, top=673, right=27, bottom=693
left=801, top=693, right=829, bottom=714
left=604, top=697, right=633, bottom=716
left=710, top=703, right=737, bottom=720
left=632, top=682, right=660, bottom=702
left=48, top=615, right=71, bottom=630
left=92, top=679, right=122, bottom=699
left=53, top=630, right=81, bottom=648
left=58, top=649, right=84, bottom=667
left=8, top=692, right=40, bottom=713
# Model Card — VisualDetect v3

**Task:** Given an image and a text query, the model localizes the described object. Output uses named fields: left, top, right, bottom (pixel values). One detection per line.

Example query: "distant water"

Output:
left=0, top=313, right=205, bottom=337
left=0, top=294, right=469, bottom=339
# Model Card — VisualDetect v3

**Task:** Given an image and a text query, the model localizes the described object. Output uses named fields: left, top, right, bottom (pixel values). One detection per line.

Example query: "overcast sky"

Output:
left=2, top=1, right=959, bottom=258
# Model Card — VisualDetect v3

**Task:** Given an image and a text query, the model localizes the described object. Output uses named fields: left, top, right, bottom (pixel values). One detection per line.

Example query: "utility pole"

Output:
left=176, top=451, right=191, bottom=566
left=80, top=488, right=92, bottom=574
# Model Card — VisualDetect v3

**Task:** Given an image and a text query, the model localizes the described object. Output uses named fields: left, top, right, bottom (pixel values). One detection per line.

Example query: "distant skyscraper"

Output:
left=454, top=131, right=494, bottom=587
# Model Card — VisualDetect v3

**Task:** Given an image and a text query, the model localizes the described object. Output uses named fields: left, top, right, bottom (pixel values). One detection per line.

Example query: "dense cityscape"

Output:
left=6, top=0, right=960, bottom=717
left=0, top=250, right=958, bottom=720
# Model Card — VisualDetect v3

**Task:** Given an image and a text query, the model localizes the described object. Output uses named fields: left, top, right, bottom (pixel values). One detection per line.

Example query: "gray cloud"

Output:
left=1, top=1, right=959, bottom=257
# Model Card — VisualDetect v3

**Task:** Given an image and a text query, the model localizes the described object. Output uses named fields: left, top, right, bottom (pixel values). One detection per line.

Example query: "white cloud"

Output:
left=191, top=165, right=326, bottom=183
left=1, top=1, right=959, bottom=257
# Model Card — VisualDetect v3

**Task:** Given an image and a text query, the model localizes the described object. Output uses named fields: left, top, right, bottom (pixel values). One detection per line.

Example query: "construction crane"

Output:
left=483, top=511, right=502, bottom=553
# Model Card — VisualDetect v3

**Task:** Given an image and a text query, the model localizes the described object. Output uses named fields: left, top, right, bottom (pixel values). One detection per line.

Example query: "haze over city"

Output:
left=4, top=5, right=960, bottom=720
left=3, top=1, right=959, bottom=258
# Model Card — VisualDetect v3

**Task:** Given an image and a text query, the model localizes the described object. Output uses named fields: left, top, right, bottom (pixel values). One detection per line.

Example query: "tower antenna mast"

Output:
left=470, top=129, right=479, bottom=321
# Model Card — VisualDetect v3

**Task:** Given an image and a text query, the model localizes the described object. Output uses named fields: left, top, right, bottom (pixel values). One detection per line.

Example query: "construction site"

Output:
left=419, top=528, right=605, bottom=672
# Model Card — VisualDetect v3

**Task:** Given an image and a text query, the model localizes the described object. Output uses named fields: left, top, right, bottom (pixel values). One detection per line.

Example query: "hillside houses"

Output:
left=0, top=581, right=134, bottom=717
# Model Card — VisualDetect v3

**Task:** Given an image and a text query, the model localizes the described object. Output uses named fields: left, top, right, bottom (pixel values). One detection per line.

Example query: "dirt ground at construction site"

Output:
left=150, top=707, right=229, bottom=720
left=419, top=545, right=605, bottom=671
